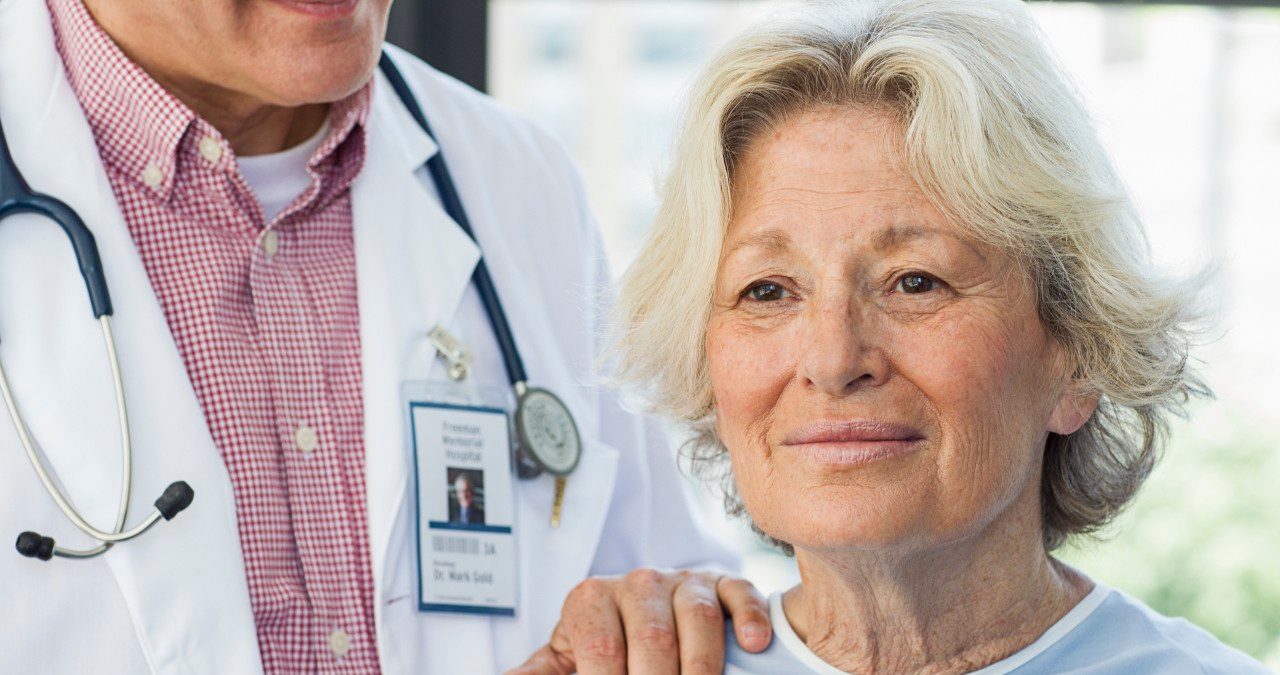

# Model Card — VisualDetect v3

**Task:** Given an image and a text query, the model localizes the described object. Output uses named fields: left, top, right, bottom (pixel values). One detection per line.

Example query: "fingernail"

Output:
left=742, top=622, right=768, bottom=642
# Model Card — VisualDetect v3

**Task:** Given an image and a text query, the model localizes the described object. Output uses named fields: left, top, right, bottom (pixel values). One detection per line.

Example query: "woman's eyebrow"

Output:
left=725, top=224, right=987, bottom=262
left=874, top=223, right=988, bottom=261
left=724, top=229, right=793, bottom=258
left=873, top=223, right=938, bottom=250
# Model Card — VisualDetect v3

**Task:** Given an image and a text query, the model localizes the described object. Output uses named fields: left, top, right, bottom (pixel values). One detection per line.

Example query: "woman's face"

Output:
left=707, top=107, right=1095, bottom=555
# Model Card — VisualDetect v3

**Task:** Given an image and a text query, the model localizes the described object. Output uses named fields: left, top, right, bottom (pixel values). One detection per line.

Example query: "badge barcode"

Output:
left=432, top=535, right=480, bottom=555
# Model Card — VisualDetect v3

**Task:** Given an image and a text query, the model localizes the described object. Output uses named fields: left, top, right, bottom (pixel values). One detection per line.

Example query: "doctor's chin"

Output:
left=2, top=0, right=1278, bottom=673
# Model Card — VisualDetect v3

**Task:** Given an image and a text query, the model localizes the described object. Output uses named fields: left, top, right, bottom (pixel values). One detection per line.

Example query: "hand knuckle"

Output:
left=719, top=576, right=757, bottom=599
left=582, top=635, right=626, bottom=660
left=717, top=575, right=745, bottom=591
left=623, top=567, right=667, bottom=590
left=682, top=596, right=724, bottom=622
left=631, top=622, right=678, bottom=651
left=568, top=577, right=612, bottom=605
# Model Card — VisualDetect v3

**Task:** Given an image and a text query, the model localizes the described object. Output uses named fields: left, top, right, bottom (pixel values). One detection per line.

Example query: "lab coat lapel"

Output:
left=0, top=0, right=261, bottom=671
left=350, top=71, right=480, bottom=634
left=396, top=63, right=625, bottom=613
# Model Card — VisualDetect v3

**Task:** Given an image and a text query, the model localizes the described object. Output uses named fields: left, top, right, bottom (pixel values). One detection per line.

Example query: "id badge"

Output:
left=404, top=382, right=518, bottom=616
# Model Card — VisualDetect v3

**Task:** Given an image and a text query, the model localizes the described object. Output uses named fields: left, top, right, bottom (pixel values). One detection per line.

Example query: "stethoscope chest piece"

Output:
left=514, top=384, right=581, bottom=477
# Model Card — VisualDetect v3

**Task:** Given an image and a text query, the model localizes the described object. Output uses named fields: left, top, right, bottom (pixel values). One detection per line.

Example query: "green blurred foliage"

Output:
left=1060, top=403, right=1280, bottom=664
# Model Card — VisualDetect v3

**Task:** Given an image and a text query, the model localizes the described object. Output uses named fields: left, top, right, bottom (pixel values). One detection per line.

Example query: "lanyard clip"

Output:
left=428, top=325, right=473, bottom=382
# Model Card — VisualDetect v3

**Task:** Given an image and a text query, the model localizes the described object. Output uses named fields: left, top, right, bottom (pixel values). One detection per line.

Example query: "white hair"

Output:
left=609, top=0, right=1210, bottom=550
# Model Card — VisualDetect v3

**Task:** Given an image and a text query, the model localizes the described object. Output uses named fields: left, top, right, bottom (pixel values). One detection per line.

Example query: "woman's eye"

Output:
left=745, top=281, right=791, bottom=302
left=895, top=273, right=937, bottom=294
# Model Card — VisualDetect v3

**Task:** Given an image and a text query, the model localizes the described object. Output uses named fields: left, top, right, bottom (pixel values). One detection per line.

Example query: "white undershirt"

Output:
left=764, top=583, right=1111, bottom=675
left=237, top=119, right=330, bottom=223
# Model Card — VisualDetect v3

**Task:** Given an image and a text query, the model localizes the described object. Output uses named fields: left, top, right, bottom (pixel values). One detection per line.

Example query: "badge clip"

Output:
left=428, top=325, right=473, bottom=382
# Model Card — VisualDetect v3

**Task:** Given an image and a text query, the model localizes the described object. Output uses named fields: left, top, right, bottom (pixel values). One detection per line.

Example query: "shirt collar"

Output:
left=304, top=83, right=372, bottom=214
left=47, top=0, right=195, bottom=202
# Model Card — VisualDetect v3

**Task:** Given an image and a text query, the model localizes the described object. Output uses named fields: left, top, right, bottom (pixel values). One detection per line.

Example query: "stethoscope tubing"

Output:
left=1, top=99, right=186, bottom=561
left=377, top=53, right=530, bottom=389
left=0, top=316, right=152, bottom=552
left=377, top=55, right=558, bottom=479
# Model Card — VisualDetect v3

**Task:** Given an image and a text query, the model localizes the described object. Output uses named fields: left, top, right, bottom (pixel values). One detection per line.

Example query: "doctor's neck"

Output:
left=81, top=0, right=385, bottom=156
left=156, top=82, right=331, bottom=158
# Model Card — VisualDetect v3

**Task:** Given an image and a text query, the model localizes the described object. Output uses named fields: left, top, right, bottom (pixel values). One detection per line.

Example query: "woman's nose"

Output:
left=797, top=299, right=889, bottom=396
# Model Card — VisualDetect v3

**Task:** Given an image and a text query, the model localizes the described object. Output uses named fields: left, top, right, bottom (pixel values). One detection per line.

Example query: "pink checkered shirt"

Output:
left=49, top=2, right=382, bottom=672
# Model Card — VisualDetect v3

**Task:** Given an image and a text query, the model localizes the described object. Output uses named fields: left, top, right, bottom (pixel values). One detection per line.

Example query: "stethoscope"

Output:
left=0, top=51, right=580, bottom=563
left=0, top=103, right=194, bottom=561
left=377, top=54, right=582, bottom=482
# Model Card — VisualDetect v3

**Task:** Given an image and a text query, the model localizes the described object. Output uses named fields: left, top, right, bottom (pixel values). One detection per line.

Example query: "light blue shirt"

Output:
left=725, top=583, right=1271, bottom=674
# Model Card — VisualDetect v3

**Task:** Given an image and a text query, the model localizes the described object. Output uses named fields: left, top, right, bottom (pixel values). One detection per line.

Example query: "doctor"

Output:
left=0, top=0, right=773, bottom=672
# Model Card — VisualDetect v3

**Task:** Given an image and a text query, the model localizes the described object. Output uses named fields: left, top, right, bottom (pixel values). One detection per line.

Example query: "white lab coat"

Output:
left=0, top=0, right=736, bottom=671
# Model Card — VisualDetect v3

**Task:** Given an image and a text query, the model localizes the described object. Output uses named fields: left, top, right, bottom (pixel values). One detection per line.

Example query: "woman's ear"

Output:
left=1049, top=382, right=1100, bottom=436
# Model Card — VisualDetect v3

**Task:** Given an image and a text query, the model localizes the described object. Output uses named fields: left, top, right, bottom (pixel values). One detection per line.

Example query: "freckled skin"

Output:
left=707, top=107, right=1100, bottom=672
left=708, top=106, right=1094, bottom=559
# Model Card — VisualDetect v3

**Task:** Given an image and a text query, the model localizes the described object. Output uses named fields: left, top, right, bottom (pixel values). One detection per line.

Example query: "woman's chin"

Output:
left=756, top=499, right=936, bottom=554
left=758, top=490, right=1012, bottom=558
left=782, top=527, right=919, bottom=554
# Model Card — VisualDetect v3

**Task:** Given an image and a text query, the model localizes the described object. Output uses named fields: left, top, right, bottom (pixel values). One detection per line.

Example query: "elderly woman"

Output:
left=598, top=0, right=1271, bottom=673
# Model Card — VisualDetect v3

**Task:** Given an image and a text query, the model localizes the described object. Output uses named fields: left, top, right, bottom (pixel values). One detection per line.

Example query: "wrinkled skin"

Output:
left=511, top=570, right=770, bottom=675
left=707, top=106, right=1097, bottom=673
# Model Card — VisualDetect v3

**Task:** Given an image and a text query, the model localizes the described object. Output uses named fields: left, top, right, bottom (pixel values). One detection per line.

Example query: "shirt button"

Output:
left=141, top=164, right=164, bottom=189
left=198, top=136, right=223, bottom=164
left=261, top=230, right=279, bottom=257
left=295, top=425, right=319, bottom=454
left=327, top=629, right=352, bottom=658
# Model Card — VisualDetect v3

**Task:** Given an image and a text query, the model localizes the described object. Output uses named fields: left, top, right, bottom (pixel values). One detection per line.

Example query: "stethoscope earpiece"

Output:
left=155, top=481, right=195, bottom=521
left=15, top=531, right=55, bottom=561
left=1, top=115, right=194, bottom=562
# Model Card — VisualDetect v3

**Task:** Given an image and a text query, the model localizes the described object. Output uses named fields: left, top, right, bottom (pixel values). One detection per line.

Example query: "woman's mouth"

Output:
left=781, top=420, right=925, bottom=467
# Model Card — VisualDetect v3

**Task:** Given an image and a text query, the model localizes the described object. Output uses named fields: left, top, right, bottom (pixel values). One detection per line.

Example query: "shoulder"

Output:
left=1029, top=587, right=1271, bottom=674
left=371, top=45, right=608, bottom=370
left=378, top=44, right=586, bottom=213
left=375, top=45, right=601, bottom=286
